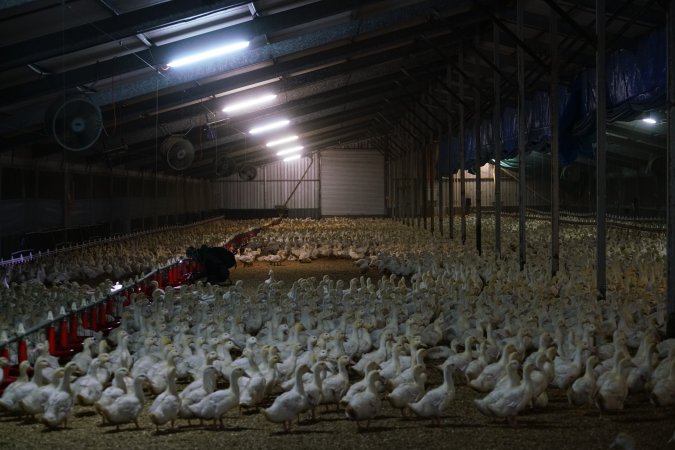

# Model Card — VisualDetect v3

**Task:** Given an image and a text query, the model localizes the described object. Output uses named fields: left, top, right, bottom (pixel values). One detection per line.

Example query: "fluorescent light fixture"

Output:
left=266, top=135, right=298, bottom=147
left=167, top=41, right=250, bottom=68
left=276, top=145, right=303, bottom=156
left=283, top=154, right=302, bottom=162
left=249, top=119, right=290, bottom=135
left=642, top=117, right=657, bottom=124
left=223, top=94, right=277, bottom=113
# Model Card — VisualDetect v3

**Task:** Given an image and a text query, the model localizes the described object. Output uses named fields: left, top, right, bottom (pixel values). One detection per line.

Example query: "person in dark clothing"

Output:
left=186, top=245, right=236, bottom=285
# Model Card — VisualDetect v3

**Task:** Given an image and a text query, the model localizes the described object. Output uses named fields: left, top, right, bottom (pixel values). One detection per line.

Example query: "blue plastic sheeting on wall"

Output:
left=631, top=28, right=666, bottom=111
left=465, top=120, right=494, bottom=173
left=436, top=136, right=460, bottom=177
left=528, top=91, right=551, bottom=153
left=569, top=69, right=597, bottom=140
left=606, top=49, right=644, bottom=122
left=501, top=106, right=520, bottom=159
left=442, top=27, right=666, bottom=169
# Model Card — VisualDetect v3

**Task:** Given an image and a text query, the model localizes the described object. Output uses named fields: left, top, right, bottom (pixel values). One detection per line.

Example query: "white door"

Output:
left=320, top=150, right=385, bottom=216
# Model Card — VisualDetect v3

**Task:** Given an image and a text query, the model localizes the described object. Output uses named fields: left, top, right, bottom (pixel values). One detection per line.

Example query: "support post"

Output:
left=493, top=20, right=502, bottom=258
left=666, top=0, right=675, bottom=337
left=596, top=0, right=607, bottom=298
left=422, top=137, right=428, bottom=231
left=474, top=30, right=482, bottom=256
left=550, top=7, right=560, bottom=277
left=447, top=66, right=455, bottom=240
left=459, top=45, right=467, bottom=245
left=517, top=0, right=527, bottom=271
left=437, top=136, right=443, bottom=236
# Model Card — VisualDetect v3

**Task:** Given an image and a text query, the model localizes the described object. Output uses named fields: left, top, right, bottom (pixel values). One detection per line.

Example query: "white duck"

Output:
left=97, top=374, right=149, bottom=430
left=552, top=340, right=586, bottom=389
left=340, top=361, right=383, bottom=408
left=303, top=361, right=325, bottom=421
left=238, top=351, right=267, bottom=411
left=595, top=357, right=633, bottom=413
left=95, top=367, right=130, bottom=425
left=469, top=343, right=517, bottom=393
left=179, top=365, right=220, bottom=424
left=146, top=347, right=181, bottom=396
left=0, top=360, right=42, bottom=414
left=20, top=366, right=65, bottom=419
left=609, top=432, right=637, bottom=450
left=650, top=358, right=675, bottom=407
left=379, top=342, right=403, bottom=382
left=567, top=355, right=599, bottom=407
left=148, top=366, right=181, bottom=432
left=474, top=360, right=533, bottom=426
left=72, top=353, right=110, bottom=406
left=345, top=369, right=382, bottom=431
left=387, top=364, right=426, bottom=417
left=262, top=364, right=311, bottom=433
left=408, top=362, right=456, bottom=425
left=41, top=362, right=78, bottom=429
left=320, top=355, right=350, bottom=411
left=187, top=367, right=247, bottom=428
left=465, top=340, right=490, bottom=383
left=108, top=331, right=133, bottom=373
left=387, top=348, right=427, bottom=390
left=627, top=341, right=657, bottom=393
left=440, top=336, right=476, bottom=378
left=70, top=337, right=96, bottom=374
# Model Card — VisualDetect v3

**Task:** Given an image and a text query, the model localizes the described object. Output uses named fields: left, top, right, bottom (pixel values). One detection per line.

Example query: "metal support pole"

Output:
left=596, top=0, right=607, bottom=298
left=437, top=138, right=443, bottom=236
left=408, top=139, right=417, bottom=226
left=459, top=45, right=467, bottom=245
left=429, top=140, right=435, bottom=234
left=63, top=160, right=70, bottom=230
left=448, top=66, right=455, bottom=240
left=666, top=0, right=675, bottom=337
left=422, top=136, right=428, bottom=231
left=474, top=31, right=482, bottom=256
left=518, top=0, right=527, bottom=270
left=550, top=8, right=560, bottom=277
left=493, top=20, right=502, bottom=259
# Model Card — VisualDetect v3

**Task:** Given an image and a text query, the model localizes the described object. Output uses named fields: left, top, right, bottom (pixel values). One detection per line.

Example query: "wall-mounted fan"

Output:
left=238, top=164, right=257, bottom=181
left=215, top=156, right=237, bottom=177
left=161, top=136, right=195, bottom=171
left=45, top=96, right=103, bottom=151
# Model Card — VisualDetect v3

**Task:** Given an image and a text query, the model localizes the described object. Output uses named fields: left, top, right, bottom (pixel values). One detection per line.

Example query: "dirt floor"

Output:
left=1, top=258, right=674, bottom=450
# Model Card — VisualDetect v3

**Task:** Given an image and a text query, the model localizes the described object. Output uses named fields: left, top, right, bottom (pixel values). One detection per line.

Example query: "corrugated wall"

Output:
left=0, top=154, right=222, bottom=257
left=217, top=153, right=320, bottom=217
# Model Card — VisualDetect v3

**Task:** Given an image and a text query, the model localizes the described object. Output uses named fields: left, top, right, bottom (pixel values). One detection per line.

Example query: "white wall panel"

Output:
left=218, top=154, right=319, bottom=212
left=320, top=150, right=385, bottom=216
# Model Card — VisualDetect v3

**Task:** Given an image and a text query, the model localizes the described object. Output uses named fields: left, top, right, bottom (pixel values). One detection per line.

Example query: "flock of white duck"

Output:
left=0, top=216, right=674, bottom=441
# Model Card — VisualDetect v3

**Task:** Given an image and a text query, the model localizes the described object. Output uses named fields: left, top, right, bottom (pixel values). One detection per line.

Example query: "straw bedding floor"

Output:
left=0, top=258, right=673, bottom=450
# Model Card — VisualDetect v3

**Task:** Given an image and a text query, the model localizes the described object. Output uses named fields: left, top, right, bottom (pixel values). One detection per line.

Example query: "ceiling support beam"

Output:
left=541, top=0, right=597, bottom=49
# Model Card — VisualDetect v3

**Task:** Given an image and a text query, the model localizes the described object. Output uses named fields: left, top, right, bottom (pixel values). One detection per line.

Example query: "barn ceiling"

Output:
left=0, top=0, right=667, bottom=178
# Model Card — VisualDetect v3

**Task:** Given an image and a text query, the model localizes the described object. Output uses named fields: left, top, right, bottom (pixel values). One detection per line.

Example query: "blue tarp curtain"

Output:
left=436, top=27, right=666, bottom=177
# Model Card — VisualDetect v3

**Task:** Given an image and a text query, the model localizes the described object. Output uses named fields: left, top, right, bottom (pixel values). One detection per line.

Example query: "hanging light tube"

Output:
left=283, top=154, right=302, bottom=162
left=223, top=94, right=277, bottom=113
left=266, top=135, right=298, bottom=147
left=249, top=119, right=290, bottom=135
left=167, top=41, right=250, bottom=68
left=275, top=145, right=303, bottom=156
